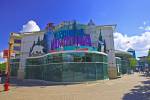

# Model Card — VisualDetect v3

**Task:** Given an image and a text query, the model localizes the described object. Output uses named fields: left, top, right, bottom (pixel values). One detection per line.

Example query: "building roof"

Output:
left=115, top=50, right=132, bottom=59
left=115, top=50, right=131, bottom=55
left=127, top=48, right=135, bottom=51
left=27, top=50, right=108, bottom=59
left=138, top=56, right=147, bottom=58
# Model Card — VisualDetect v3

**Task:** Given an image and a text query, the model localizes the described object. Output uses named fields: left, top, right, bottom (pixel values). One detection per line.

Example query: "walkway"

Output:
left=0, top=73, right=149, bottom=100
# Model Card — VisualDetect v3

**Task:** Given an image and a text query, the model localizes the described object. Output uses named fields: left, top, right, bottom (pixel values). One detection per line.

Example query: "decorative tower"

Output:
left=88, top=19, right=95, bottom=26
left=45, top=23, right=55, bottom=30
left=97, top=29, right=104, bottom=52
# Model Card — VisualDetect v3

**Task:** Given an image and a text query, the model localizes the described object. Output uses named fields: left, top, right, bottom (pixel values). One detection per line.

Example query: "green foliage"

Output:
left=148, top=49, right=150, bottom=56
left=147, top=56, right=150, bottom=64
left=129, top=58, right=137, bottom=69
left=147, top=49, right=150, bottom=64
left=0, top=63, right=6, bottom=71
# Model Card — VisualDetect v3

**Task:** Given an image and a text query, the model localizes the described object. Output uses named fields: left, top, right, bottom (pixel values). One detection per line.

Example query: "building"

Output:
left=18, top=31, right=45, bottom=79
left=138, top=49, right=150, bottom=71
left=115, top=50, right=132, bottom=74
left=10, top=20, right=118, bottom=81
left=9, top=33, right=22, bottom=58
left=127, top=48, right=136, bottom=58
left=9, top=33, right=22, bottom=76
left=138, top=56, right=148, bottom=71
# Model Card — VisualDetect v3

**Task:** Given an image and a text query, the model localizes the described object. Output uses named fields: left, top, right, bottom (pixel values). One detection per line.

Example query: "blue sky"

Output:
left=0, top=0, right=150, bottom=61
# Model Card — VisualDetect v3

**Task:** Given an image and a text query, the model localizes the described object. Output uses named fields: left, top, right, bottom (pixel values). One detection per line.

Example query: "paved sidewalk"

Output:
left=0, top=73, right=149, bottom=100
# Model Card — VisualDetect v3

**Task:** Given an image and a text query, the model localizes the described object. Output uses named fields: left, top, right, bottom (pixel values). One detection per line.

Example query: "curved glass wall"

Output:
left=25, top=51, right=108, bottom=82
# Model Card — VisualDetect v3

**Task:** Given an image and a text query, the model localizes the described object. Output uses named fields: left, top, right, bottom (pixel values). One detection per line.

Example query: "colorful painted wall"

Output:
left=44, top=20, right=105, bottom=53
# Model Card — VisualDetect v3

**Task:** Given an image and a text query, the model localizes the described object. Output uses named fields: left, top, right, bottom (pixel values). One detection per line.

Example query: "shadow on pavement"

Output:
left=123, top=75, right=150, bottom=100
left=10, top=77, right=81, bottom=87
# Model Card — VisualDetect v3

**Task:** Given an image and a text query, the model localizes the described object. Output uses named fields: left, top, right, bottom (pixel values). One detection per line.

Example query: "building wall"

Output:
left=46, top=22, right=116, bottom=69
left=20, top=31, right=45, bottom=69
left=9, top=33, right=22, bottom=58
left=100, top=27, right=116, bottom=68
left=10, top=20, right=117, bottom=79
left=127, top=48, right=136, bottom=58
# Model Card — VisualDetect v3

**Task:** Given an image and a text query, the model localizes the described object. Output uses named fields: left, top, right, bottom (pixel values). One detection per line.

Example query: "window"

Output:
left=14, top=46, right=21, bottom=51
left=14, top=39, right=21, bottom=43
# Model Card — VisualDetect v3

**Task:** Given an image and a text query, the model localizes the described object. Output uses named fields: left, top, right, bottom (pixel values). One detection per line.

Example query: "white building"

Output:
left=12, top=20, right=117, bottom=79
left=18, top=31, right=45, bottom=79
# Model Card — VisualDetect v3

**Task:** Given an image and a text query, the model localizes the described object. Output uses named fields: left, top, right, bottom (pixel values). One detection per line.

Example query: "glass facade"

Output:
left=116, top=57, right=121, bottom=76
left=121, top=59, right=130, bottom=74
left=115, top=51, right=132, bottom=74
left=25, top=51, right=108, bottom=82
left=10, top=58, right=20, bottom=76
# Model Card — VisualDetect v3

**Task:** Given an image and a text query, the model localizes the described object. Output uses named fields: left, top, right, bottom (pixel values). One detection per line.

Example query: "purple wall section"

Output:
left=46, top=29, right=93, bottom=52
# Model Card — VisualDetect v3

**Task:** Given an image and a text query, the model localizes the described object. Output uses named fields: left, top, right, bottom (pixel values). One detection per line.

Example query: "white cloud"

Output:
left=0, top=60, right=5, bottom=63
left=144, top=26, right=150, bottom=31
left=139, top=21, right=150, bottom=31
left=114, top=31, right=150, bottom=57
left=139, top=26, right=150, bottom=31
left=0, top=52, right=6, bottom=63
left=20, top=20, right=40, bottom=32
left=0, top=59, right=7, bottom=64
left=143, top=21, right=146, bottom=25
left=138, top=26, right=144, bottom=30
left=0, top=52, right=3, bottom=58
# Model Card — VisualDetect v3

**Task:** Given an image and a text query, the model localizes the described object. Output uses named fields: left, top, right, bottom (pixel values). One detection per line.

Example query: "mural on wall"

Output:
left=46, top=20, right=107, bottom=52
left=29, top=20, right=107, bottom=56
left=97, top=29, right=107, bottom=53
left=29, top=34, right=48, bottom=56
left=46, top=21, right=93, bottom=52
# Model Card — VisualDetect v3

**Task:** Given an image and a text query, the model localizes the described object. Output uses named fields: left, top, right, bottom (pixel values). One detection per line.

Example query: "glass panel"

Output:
left=25, top=52, right=108, bottom=82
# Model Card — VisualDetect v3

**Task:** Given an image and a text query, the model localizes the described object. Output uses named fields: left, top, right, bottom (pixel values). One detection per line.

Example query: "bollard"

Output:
left=4, top=82, right=9, bottom=91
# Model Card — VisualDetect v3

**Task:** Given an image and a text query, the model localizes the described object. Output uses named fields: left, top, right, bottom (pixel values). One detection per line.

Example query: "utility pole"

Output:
left=4, top=42, right=13, bottom=91
left=8, top=42, right=12, bottom=82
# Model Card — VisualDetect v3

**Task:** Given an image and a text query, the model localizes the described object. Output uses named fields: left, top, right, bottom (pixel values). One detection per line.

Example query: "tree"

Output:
left=147, top=56, right=150, bottom=63
left=148, top=49, right=150, bottom=56
left=147, top=49, right=150, bottom=66
left=0, top=62, right=6, bottom=71
left=129, top=58, right=137, bottom=69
